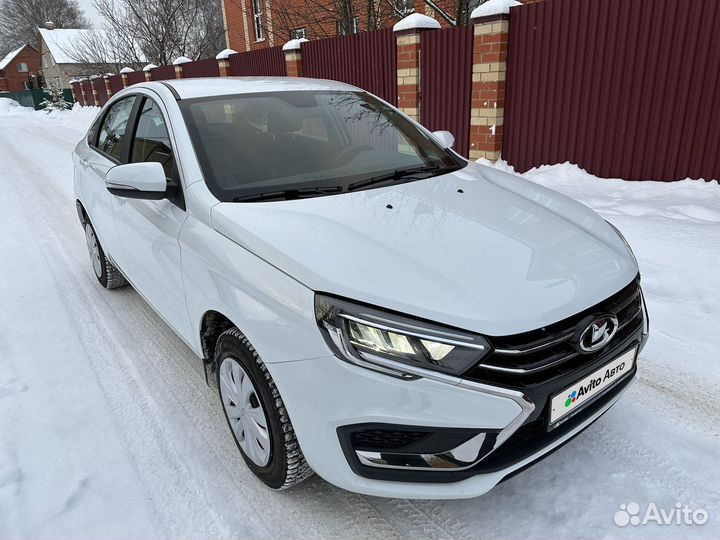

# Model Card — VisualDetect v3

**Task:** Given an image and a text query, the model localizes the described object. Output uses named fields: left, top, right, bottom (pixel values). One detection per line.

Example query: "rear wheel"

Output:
left=84, top=221, right=127, bottom=289
left=216, top=327, right=313, bottom=489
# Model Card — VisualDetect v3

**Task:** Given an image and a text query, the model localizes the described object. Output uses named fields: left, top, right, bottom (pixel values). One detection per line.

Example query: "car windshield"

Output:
left=180, top=91, right=465, bottom=202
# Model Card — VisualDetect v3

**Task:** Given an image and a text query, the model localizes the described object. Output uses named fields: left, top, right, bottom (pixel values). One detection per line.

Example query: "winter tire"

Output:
left=84, top=221, right=127, bottom=289
left=216, top=327, right=313, bottom=489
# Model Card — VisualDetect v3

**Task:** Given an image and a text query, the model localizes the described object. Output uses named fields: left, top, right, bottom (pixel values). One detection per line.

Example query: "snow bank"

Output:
left=481, top=160, right=720, bottom=219
left=0, top=97, right=34, bottom=116
left=0, top=99, right=99, bottom=134
left=471, top=0, right=521, bottom=18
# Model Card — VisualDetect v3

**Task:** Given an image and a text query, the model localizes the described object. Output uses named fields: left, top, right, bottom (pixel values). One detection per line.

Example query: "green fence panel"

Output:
left=0, top=88, right=75, bottom=110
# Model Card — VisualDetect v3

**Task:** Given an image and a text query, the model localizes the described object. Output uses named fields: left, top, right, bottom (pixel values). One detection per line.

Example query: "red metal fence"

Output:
left=504, top=0, right=720, bottom=180
left=71, top=82, right=83, bottom=105
left=229, top=46, right=286, bottom=76
left=95, top=78, right=108, bottom=105
left=182, top=58, right=220, bottom=78
left=420, top=26, right=474, bottom=157
left=303, top=28, right=397, bottom=105
left=126, top=71, right=146, bottom=85
left=108, top=74, right=123, bottom=94
left=150, top=65, right=176, bottom=81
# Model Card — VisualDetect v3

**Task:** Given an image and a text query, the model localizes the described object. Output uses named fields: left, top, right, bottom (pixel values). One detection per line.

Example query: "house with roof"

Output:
left=39, top=23, right=99, bottom=88
left=38, top=22, right=145, bottom=88
left=0, top=44, right=40, bottom=92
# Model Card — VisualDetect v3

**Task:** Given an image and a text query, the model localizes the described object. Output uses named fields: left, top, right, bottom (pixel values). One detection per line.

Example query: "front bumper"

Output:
left=266, top=344, right=640, bottom=499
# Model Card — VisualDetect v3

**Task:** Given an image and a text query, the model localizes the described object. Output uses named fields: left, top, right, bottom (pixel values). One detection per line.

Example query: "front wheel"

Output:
left=216, top=327, right=313, bottom=489
left=84, top=221, right=127, bottom=289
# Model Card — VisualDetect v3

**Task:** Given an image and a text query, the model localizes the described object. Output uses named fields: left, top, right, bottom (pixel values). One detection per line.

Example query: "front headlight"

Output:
left=315, top=294, right=490, bottom=379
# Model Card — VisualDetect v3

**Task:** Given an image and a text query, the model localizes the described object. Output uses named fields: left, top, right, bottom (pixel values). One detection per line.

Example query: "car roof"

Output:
left=153, top=76, right=362, bottom=99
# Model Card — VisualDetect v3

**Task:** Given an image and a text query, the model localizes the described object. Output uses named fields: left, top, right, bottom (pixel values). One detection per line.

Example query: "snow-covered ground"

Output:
left=0, top=99, right=718, bottom=539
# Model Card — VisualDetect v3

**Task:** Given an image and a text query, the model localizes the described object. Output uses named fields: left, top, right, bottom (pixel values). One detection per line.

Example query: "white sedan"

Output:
left=73, top=77, right=648, bottom=499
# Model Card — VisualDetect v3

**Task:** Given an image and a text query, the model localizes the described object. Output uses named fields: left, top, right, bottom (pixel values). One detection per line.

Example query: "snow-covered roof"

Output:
left=39, top=28, right=91, bottom=64
left=0, top=45, right=27, bottom=71
left=471, top=0, right=521, bottom=19
left=38, top=27, right=146, bottom=64
left=393, top=13, right=441, bottom=32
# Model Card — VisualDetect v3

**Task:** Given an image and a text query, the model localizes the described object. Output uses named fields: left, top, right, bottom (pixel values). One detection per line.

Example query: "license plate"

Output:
left=549, top=347, right=636, bottom=425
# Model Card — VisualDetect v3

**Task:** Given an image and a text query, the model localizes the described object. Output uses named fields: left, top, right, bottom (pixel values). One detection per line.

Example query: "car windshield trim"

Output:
left=179, top=91, right=467, bottom=203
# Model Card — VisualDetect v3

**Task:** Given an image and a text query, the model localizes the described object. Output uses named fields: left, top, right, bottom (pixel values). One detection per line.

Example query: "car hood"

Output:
left=211, top=162, right=638, bottom=336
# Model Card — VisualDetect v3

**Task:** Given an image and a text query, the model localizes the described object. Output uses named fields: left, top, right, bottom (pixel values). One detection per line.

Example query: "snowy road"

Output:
left=0, top=102, right=719, bottom=539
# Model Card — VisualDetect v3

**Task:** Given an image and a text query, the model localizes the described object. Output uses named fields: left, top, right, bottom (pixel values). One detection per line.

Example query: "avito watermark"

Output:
left=614, top=502, right=709, bottom=527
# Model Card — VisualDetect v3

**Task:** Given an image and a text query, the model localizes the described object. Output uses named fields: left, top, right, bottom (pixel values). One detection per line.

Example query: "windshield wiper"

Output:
left=232, top=186, right=344, bottom=202
left=347, top=164, right=449, bottom=192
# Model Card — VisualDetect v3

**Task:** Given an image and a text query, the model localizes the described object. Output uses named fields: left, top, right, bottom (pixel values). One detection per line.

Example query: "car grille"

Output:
left=465, top=275, right=643, bottom=389
left=350, top=428, right=431, bottom=450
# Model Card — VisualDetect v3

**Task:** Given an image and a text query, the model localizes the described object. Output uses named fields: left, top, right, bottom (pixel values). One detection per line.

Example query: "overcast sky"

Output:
left=76, top=0, right=102, bottom=26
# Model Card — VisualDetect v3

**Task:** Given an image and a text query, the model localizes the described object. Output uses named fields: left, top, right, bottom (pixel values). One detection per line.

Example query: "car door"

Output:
left=82, top=95, right=138, bottom=258
left=109, top=93, right=192, bottom=340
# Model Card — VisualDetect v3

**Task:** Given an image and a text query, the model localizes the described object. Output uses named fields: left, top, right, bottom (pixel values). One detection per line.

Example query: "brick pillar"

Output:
left=143, top=64, right=157, bottom=81
left=119, top=67, right=133, bottom=88
left=393, top=14, right=440, bottom=122
left=173, top=56, right=192, bottom=79
left=89, top=76, right=100, bottom=106
left=469, top=14, right=510, bottom=161
left=216, top=49, right=237, bottom=76
left=78, top=79, right=88, bottom=106
left=104, top=75, right=112, bottom=97
left=69, top=80, right=78, bottom=103
left=283, top=39, right=307, bottom=77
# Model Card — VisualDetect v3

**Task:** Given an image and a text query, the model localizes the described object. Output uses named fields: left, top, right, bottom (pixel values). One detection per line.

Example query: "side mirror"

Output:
left=105, top=162, right=167, bottom=200
left=432, top=130, right=455, bottom=149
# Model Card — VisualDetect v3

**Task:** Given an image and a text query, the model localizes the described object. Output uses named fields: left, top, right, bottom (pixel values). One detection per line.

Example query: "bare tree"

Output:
left=423, top=0, right=488, bottom=26
left=0, top=0, right=88, bottom=55
left=66, top=0, right=224, bottom=69
left=238, top=0, right=399, bottom=43
left=232, top=0, right=486, bottom=47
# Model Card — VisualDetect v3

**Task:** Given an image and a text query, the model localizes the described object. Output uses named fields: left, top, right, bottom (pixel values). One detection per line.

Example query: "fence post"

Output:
left=103, top=74, right=113, bottom=97
left=173, top=56, right=192, bottom=79
left=216, top=49, right=237, bottom=76
left=469, top=4, right=514, bottom=161
left=393, top=14, right=440, bottom=122
left=143, top=64, right=157, bottom=81
left=283, top=38, right=307, bottom=77
left=89, top=75, right=100, bottom=106
left=119, top=67, right=133, bottom=88
left=69, top=79, right=78, bottom=103
left=78, top=78, right=88, bottom=105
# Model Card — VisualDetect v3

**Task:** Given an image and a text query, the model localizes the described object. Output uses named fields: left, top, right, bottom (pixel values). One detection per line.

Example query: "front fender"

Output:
left=179, top=212, right=329, bottom=364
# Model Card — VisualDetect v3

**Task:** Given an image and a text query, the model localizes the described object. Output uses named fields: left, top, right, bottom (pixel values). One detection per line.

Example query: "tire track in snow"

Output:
left=2, top=134, right=239, bottom=538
